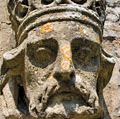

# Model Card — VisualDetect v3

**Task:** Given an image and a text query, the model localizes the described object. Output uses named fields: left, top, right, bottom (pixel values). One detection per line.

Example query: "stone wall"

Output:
left=103, top=0, right=120, bottom=119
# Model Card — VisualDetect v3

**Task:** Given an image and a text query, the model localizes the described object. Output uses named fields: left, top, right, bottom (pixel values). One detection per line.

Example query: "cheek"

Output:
left=76, top=70, right=98, bottom=89
left=24, top=56, right=54, bottom=88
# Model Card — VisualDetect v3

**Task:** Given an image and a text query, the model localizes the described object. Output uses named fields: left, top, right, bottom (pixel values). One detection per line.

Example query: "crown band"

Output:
left=17, top=5, right=103, bottom=45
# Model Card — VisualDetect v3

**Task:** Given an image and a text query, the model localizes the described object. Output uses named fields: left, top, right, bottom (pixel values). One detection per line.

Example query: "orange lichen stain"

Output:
left=40, top=23, right=54, bottom=34
left=82, top=16, right=88, bottom=21
left=61, top=45, right=71, bottom=61
left=79, top=27, right=86, bottom=35
left=60, top=45, right=72, bottom=71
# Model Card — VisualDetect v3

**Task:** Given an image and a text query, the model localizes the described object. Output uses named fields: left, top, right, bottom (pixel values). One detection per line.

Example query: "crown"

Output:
left=7, top=0, right=106, bottom=45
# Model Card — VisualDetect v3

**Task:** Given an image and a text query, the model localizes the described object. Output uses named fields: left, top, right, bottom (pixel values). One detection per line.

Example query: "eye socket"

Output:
left=34, top=47, right=56, bottom=68
left=73, top=48, right=99, bottom=70
left=27, top=39, right=58, bottom=68
left=74, top=48, right=90, bottom=64
left=41, top=0, right=54, bottom=5
left=71, top=38, right=100, bottom=71
left=71, top=0, right=87, bottom=4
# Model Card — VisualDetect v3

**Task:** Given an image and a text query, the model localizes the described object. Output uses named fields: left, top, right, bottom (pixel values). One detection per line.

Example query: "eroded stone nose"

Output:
left=54, top=69, right=75, bottom=81
left=53, top=42, right=75, bottom=81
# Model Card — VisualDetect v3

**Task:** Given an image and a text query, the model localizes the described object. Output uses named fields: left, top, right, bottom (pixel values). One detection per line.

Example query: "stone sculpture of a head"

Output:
left=0, top=0, right=115, bottom=119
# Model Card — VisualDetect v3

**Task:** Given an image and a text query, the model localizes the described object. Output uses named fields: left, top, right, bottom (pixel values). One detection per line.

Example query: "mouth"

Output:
left=41, top=86, right=100, bottom=117
left=48, top=91, right=87, bottom=105
left=29, top=84, right=102, bottom=118
left=44, top=90, right=101, bottom=119
left=47, top=86, right=89, bottom=104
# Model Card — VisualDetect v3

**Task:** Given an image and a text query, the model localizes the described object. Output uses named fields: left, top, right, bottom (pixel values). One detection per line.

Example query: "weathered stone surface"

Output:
left=0, top=0, right=119, bottom=119
left=103, top=39, right=120, bottom=119
left=104, top=0, right=120, bottom=38
left=102, top=0, right=120, bottom=118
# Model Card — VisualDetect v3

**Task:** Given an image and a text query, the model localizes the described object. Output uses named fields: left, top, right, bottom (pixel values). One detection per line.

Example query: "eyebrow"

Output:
left=28, top=36, right=56, bottom=45
left=41, top=36, right=55, bottom=40
left=28, top=37, right=58, bottom=52
left=72, top=36, right=100, bottom=46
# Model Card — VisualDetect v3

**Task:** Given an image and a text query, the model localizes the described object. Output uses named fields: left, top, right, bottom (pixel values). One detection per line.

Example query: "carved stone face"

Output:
left=24, top=21, right=102, bottom=119
left=0, top=1, right=115, bottom=119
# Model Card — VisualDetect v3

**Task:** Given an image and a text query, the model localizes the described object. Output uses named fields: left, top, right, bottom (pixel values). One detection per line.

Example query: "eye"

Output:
left=34, top=47, right=56, bottom=68
left=30, top=47, right=56, bottom=68
left=75, top=48, right=92, bottom=65
left=27, top=39, right=58, bottom=68
left=71, top=38, right=100, bottom=71
left=41, top=0, right=54, bottom=5
left=27, top=38, right=58, bottom=68
left=73, top=47, right=99, bottom=70
left=71, top=0, right=87, bottom=4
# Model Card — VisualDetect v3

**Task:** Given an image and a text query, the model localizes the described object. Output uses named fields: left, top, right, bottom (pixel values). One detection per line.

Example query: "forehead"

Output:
left=27, top=21, right=101, bottom=44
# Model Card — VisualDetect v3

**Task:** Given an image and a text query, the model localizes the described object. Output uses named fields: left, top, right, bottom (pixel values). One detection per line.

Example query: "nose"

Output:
left=53, top=42, right=75, bottom=81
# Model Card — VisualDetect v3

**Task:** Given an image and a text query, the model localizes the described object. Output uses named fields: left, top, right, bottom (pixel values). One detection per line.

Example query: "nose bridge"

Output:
left=54, top=41, right=74, bottom=80
left=54, top=40, right=74, bottom=80
left=59, top=41, right=72, bottom=72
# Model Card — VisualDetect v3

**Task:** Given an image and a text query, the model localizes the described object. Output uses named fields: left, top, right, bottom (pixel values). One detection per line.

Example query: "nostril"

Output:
left=70, top=71, right=75, bottom=79
left=53, top=70, right=75, bottom=81
left=53, top=72, right=62, bottom=80
left=39, top=96, right=42, bottom=103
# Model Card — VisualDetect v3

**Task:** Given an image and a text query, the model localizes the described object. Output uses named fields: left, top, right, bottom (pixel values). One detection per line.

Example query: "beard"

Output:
left=26, top=73, right=103, bottom=119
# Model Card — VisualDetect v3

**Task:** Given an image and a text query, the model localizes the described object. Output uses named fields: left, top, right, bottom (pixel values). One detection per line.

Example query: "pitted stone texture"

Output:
left=103, top=1, right=120, bottom=118
left=104, top=0, right=120, bottom=38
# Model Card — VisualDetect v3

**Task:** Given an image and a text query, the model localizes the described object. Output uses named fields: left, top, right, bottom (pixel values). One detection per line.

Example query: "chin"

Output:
left=44, top=103, right=102, bottom=119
